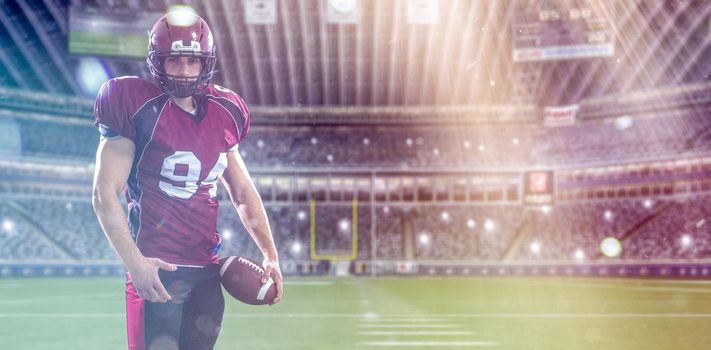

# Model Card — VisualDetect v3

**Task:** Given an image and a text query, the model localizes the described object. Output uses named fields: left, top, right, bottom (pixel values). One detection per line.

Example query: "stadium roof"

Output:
left=1, top=0, right=711, bottom=107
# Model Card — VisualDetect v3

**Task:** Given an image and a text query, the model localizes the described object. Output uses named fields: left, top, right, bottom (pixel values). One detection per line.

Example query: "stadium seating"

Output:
left=3, top=195, right=711, bottom=263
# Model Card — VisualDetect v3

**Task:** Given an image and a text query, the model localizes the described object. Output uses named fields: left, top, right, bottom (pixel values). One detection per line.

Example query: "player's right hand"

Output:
left=128, top=257, right=177, bottom=303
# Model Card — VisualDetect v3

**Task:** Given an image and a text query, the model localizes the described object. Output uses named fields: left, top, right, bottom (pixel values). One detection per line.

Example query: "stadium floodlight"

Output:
left=440, top=211, right=450, bottom=222
left=222, top=229, right=233, bottom=240
left=297, top=210, right=307, bottom=221
left=681, top=234, right=692, bottom=248
left=484, top=219, right=495, bottom=232
left=166, top=5, right=198, bottom=26
left=2, top=219, right=14, bottom=233
left=604, top=210, right=614, bottom=222
left=643, top=199, right=653, bottom=209
left=530, top=241, right=541, bottom=255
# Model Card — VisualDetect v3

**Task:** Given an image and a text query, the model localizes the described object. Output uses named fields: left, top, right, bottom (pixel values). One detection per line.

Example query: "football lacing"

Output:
left=238, top=257, right=263, bottom=273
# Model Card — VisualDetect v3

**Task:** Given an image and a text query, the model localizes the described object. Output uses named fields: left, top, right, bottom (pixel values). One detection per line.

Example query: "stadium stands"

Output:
left=11, top=104, right=711, bottom=168
left=6, top=194, right=711, bottom=264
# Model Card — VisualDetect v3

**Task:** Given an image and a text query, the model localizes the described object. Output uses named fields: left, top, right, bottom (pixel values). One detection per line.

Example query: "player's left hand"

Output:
left=261, top=258, right=283, bottom=305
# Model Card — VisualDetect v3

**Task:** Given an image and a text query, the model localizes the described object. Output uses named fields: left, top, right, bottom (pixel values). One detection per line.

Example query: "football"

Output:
left=219, top=256, right=277, bottom=305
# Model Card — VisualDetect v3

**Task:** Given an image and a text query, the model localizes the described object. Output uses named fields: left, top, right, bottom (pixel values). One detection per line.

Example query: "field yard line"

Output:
left=0, top=313, right=122, bottom=318
left=283, top=281, right=335, bottom=286
left=0, top=292, right=117, bottom=304
left=359, top=331, right=474, bottom=335
left=3, top=312, right=711, bottom=318
left=363, top=318, right=448, bottom=322
left=360, top=340, right=499, bottom=347
left=360, top=324, right=459, bottom=329
left=544, top=280, right=711, bottom=294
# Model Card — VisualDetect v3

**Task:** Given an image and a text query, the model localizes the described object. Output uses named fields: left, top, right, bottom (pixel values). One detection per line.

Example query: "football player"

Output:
left=92, top=11, right=283, bottom=350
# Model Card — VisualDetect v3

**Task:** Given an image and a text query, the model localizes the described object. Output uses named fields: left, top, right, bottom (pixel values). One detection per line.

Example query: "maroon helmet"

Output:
left=147, top=12, right=216, bottom=97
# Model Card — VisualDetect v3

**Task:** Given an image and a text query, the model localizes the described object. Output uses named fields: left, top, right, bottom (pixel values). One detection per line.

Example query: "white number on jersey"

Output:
left=158, top=151, right=227, bottom=199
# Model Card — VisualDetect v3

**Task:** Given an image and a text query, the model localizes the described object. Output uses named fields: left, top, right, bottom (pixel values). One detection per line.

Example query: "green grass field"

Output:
left=2, top=276, right=711, bottom=349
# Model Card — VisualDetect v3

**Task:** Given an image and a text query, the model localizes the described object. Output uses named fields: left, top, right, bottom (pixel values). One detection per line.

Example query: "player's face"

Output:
left=163, top=56, right=203, bottom=79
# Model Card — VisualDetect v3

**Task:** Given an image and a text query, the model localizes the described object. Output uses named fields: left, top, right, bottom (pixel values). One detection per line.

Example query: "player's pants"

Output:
left=125, top=265, right=225, bottom=350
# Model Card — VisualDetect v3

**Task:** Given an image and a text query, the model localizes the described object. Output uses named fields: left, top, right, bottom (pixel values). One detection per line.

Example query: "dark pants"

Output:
left=126, top=265, right=225, bottom=350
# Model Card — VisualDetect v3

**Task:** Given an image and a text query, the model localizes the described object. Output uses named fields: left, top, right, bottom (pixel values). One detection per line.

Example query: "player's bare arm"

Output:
left=92, top=136, right=176, bottom=303
left=220, top=149, right=284, bottom=305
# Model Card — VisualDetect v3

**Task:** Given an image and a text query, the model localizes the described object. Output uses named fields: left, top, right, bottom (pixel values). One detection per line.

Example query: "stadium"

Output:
left=2, top=0, right=711, bottom=349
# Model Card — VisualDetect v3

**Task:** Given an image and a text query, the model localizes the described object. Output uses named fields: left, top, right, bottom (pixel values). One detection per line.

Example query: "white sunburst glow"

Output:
left=166, top=6, right=197, bottom=26
left=76, top=58, right=109, bottom=96
left=291, top=241, right=302, bottom=254
left=339, top=219, right=350, bottom=232
left=574, top=249, right=586, bottom=260
left=484, top=219, right=495, bottom=232
left=614, top=115, right=634, bottom=130
left=2, top=219, right=14, bottom=233
left=222, top=229, right=233, bottom=240
left=530, top=241, right=541, bottom=255
left=681, top=234, right=692, bottom=248
left=418, top=233, right=431, bottom=245
left=600, top=237, right=622, bottom=258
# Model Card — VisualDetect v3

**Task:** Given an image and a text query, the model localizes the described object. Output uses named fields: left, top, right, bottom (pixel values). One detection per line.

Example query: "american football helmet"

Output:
left=147, top=12, right=216, bottom=97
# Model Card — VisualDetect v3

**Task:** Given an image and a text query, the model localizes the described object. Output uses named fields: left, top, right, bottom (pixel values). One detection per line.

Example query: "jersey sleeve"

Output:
left=94, top=79, right=135, bottom=141
left=223, top=89, right=251, bottom=152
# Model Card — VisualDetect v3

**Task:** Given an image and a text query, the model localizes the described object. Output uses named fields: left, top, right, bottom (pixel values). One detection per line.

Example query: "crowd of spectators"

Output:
left=0, top=200, right=65, bottom=260
left=12, top=106, right=710, bottom=168
left=6, top=195, right=710, bottom=264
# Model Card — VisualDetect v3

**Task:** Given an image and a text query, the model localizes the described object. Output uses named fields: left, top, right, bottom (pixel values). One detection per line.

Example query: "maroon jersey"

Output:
left=95, top=76, right=250, bottom=266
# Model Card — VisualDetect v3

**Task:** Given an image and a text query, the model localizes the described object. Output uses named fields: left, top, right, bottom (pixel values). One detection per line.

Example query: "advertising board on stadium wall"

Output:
left=543, top=104, right=578, bottom=127
left=523, top=170, right=555, bottom=205
left=362, top=261, right=711, bottom=280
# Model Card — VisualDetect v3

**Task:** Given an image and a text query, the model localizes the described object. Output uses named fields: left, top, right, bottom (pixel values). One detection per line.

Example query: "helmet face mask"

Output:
left=147, top=13, right=216, bottom=98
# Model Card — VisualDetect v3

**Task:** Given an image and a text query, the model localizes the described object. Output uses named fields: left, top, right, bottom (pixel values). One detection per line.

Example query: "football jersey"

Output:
left=94, top=76, right=250, bottom=266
